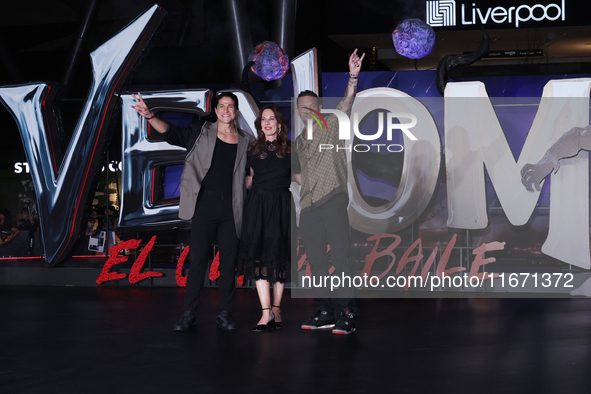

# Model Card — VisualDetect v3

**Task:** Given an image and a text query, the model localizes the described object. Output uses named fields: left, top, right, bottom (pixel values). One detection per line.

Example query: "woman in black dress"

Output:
left=240, top=105, right=291, bottom=331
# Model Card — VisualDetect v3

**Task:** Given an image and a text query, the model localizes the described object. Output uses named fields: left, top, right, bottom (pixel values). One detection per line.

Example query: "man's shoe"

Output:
left=301, top=310, right=335, bottom=330
left=216, top=310, right=237, bottom=330
left=332, top=309, right=356, bottom=335
left=173, top=310, right=196, bottom=332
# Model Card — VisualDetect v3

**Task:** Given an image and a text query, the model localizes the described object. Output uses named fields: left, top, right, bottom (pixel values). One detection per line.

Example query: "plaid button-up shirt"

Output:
left=295, top=113, right=348, bottom=212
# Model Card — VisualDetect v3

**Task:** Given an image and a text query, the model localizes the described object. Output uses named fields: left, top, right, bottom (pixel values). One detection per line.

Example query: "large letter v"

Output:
left=0, top=5, right=166, bottom=264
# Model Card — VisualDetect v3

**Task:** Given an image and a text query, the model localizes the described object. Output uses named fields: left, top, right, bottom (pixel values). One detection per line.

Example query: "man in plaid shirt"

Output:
left=294, top=49, right=364, bottom=335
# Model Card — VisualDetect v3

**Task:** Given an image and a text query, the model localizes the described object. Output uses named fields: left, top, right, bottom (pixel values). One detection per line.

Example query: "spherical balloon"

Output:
left=392, top=19, right=436, bottom=60
left=248, top=41, right=289, bottom=81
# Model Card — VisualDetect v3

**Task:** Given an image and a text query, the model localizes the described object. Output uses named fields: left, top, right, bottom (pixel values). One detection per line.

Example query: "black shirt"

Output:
left=201, top=138, right=237, bottom=195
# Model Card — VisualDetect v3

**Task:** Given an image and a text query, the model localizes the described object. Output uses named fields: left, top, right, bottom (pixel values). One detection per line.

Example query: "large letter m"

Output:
left=445, top=79, right=591, bottom=269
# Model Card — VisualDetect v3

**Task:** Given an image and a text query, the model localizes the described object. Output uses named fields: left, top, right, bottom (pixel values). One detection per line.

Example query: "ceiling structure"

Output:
left=331, top=26, right=591, bottom=72
left=1, top=0, right=590, bottom=87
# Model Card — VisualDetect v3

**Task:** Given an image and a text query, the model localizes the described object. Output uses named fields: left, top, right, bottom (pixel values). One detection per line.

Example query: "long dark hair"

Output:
left=249, top=105, right=290, bottom=157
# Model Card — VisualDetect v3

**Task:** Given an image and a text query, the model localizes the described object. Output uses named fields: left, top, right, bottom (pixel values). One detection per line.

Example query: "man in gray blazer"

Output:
left=133, top=92, right=255, bottom=331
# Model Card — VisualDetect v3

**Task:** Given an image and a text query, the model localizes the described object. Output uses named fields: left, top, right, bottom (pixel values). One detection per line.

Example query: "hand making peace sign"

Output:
left=131, top=92, right=153, bottom=119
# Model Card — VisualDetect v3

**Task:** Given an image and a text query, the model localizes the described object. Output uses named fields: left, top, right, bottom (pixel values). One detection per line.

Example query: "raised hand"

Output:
left=336, top=49, right=364, bottom=114
left=131, top=92, right=169, bottom=133
left=131, top=92, right=153, bottom=118
left=348, top=48, right=365, bottom=74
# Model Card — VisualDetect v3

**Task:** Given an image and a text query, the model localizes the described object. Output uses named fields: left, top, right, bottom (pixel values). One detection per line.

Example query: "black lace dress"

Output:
left=239, top=140, right=291, bottom=283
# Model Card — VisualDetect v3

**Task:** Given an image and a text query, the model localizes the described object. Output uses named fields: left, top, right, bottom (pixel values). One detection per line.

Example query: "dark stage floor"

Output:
left=2, top=286, right=591, bottom=393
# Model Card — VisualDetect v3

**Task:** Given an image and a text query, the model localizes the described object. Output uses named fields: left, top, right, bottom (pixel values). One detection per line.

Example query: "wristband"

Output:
left=147, top=113, right=155, bottom=120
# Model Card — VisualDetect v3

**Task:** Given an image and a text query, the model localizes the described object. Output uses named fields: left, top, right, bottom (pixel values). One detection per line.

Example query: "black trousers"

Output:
left=299, top=193, right=356, bottom=314
left=183, top=190, right=239, bottom=314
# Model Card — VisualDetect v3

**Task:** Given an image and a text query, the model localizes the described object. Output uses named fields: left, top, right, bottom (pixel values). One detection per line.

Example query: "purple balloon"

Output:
left=248, top=41, right=289, bottom=81
left=392, top=19, right=436, bottom=60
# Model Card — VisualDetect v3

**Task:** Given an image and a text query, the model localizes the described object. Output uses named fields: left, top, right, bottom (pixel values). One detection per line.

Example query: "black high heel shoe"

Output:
left=272, top=305, right=283, bottom=329
left=252, top=308, right=276, bottom=331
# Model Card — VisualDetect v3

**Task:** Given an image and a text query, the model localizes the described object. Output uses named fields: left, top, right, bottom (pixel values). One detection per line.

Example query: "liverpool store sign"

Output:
left=426, top=0, right=567, bottom=28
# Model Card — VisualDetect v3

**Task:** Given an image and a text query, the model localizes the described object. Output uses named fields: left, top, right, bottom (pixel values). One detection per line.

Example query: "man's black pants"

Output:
left=183, top=190, right=238, bottom=314
left=299, top=193, right=356, bottom=314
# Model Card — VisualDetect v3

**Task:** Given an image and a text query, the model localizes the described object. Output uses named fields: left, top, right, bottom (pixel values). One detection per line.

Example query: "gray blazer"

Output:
left=178, top=121, right=255, bottom=238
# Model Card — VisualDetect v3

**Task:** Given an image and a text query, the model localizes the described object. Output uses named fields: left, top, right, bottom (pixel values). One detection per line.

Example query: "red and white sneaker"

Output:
left=332, top=309, right=356, bottom=335
left=301, top=310, right=335, bottom=330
